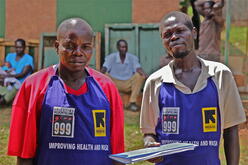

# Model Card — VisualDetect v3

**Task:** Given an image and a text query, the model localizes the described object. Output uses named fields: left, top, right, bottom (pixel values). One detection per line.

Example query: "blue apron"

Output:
left=35, top=71, right=112, bottom=165
left=156, top=78, right=221, bottom=165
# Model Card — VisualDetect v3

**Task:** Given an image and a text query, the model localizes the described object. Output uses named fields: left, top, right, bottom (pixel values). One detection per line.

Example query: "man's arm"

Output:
left=223, top=125, right=240, bottom=165
left=136, top=67, right=148, bottom=78
left=212, top=0, right=225, bottom=25
left=17, top=157, right=33, bottom=165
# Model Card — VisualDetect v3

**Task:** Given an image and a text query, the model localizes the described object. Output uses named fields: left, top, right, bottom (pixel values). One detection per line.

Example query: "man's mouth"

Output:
left=170, top=42, right=184, bottom=47
left=170, top=43, right=185, bottom=50
left=70, top=61, right=86, bottom=65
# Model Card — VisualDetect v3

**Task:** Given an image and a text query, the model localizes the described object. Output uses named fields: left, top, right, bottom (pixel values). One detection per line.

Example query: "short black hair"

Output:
left=116, top=39, right=128, bottom=47
left=15, top=38, right=26, bottom=47
left=160, top=11, right=194, bottom=32
left=204, top=0, right=215, bottom=8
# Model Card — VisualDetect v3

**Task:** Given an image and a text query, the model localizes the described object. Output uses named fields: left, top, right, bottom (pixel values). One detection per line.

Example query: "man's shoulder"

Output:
left=6, top=53, right=16, bottom=58
left=107, top=52, right=118, bottom=57
left=203, top=58, right=230, bottom=70
left=127, top=52, right=137, bottom=58
left=23, top=66, right=55, bottom=87
left=147, top=65, right=171, bottom=83
left=23, top=54, right=34, bottom=60
left=87, top=67, right=114, bottom=86
left=201, top=58, right=232, bottom=75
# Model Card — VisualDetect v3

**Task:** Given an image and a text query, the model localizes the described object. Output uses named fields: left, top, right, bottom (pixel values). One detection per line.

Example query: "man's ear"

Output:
left=54, top=40, right=59, bottom=54
left=192, top=27, right=197, bottom=40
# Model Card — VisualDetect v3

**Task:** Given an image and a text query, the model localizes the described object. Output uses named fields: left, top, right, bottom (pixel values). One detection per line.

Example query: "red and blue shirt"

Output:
left=8, top=66, right=124, bottom=163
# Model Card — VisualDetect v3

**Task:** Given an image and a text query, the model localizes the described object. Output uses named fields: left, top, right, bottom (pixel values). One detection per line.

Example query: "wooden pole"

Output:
left=224, top=0, right=231, bottom=65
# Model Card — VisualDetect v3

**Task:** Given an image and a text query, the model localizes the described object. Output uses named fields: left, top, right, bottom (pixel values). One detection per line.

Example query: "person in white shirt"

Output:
left=101, top=39, right=147, bottom=111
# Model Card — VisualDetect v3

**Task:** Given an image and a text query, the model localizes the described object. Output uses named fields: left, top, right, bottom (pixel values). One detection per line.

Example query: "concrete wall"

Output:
left=57, top=0, right=132, bottom=33
left=5, top=0, right=56, bottom=41
left=132, top=0, right=180, bottom=23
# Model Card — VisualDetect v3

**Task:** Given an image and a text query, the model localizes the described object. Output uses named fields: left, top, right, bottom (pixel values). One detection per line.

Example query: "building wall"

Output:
left=132, top=0, right=180, bottom=23
left=229, top=0, right=248, bottom=22
left=0, top=0, right=5, bottom=38
left=3, top=0, right=180, bottom=40
left=5, top=0, right=56, bottom=41
left=57, top=0, right=132, bottom=33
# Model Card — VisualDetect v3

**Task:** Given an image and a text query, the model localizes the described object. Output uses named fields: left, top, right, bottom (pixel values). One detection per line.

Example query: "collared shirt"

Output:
left=103, top=52, right=141, bottom=80
left=140, top=57, right=246, bottom=135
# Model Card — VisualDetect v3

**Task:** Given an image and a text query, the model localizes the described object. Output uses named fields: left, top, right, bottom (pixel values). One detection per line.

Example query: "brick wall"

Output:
left=5, top=0, right=56, bottom=41
left=132, top=0, right=180, bottom=23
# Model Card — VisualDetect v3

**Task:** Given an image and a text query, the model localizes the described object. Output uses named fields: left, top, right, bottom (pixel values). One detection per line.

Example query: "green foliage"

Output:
left=220, top=26, right=247, bottom=58
left=0, top=106, right=15, bottom=165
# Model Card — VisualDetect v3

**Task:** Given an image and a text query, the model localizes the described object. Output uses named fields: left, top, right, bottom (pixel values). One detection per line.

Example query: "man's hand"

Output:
left=100, top=66, right=107, bottom=74
left=136, top=68, right=148, bottom=78
left=17, top=157, right=33, bottom=165
left=144, top=134, right=163, bottom=163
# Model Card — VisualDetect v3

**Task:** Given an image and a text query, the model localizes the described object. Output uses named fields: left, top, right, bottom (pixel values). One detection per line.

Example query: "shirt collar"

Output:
left=115, top=52, right=130, bottom=64
left=161, top=56, right=214, bottom=84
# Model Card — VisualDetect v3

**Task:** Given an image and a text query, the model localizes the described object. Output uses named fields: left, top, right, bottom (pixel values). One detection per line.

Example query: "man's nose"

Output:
left=73, top=47, right=85, bottom=56
left=171, top=33, right=179, bottom=41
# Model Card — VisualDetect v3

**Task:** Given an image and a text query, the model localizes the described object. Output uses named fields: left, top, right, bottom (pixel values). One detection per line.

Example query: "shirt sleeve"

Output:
left=132, top=55, right=141, bottom=72
left=8, top=81, right=44, bottom=158
left=102, top=54, right=113, bottom=72
left=140, top=77, right=160, bottom=135
left=221, top=70, right=246, bottom=129
left=5, top=53, right=11, bottom=63
left=24, top=55, right=34, bottom=69
left=8, top=68, right=52, bottom=158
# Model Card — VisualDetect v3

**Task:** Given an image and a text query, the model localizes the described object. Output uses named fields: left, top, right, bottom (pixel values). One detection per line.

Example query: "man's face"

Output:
left=161, top=18, right=195, bottom=59
left=117, top=41, right=128, bottom=55
left=15, top=41, right=25, bottom=55
left=56, top=29, right=93, bottom=72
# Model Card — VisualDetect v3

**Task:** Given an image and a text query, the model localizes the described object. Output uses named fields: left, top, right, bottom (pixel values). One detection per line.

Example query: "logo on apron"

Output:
left=162, top=107, right=180, bottom=134
left=52, top=106, right=75, bottom=138
left=92, top=110, right=106, bottom=137
left=202, top=107, right=217, bottom=132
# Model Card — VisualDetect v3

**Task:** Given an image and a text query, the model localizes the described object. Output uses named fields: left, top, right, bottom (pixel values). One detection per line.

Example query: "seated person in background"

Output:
left=101, top=39, right=147, bottom=111
left=0, top=38, right=33, bottom=104
left=195, top=0, right=224, bottom=61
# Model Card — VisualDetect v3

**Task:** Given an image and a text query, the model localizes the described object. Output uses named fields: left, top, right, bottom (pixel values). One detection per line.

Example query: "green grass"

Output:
left=221, top=26, right=248, bottom=56
left=124, top=111, right=151, bottom=165
left=0, top=106, right=247, bottom=165
left=226, top=26, right=247, bottom=54
left=0, top=106, right=15, bottom=165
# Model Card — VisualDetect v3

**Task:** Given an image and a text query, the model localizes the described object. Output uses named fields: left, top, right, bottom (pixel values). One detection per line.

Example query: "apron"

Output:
left=35, top=71, right=112, bottom=165
left=156, top=78, right=221, bottom=165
